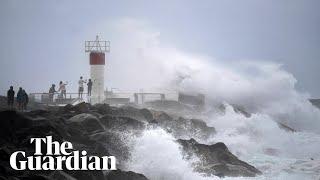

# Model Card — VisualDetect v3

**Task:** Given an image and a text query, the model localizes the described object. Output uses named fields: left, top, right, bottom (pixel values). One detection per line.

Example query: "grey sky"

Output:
left=0, top=0, right=319, bottom=97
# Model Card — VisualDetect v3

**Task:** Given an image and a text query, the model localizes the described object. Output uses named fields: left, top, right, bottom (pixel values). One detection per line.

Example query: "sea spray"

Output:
left=125, top=128, right=217, bottom=180
left=205, top=103, right=320, bottom=179
left=103, top=19, right=320, bottom=179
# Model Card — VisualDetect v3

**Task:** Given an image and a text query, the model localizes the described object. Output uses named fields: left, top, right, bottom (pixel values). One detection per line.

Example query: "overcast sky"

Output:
left=0, top=0, right=319, bottom=97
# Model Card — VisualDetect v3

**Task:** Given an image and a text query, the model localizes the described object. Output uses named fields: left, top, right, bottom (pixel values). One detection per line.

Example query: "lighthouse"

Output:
left=85, top=35, right=110, bottom=104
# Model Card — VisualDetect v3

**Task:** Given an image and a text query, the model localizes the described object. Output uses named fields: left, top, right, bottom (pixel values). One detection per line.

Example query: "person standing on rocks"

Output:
left=7, top=86, right=15, bottom=109
left=22, top=89, right=29, bottom=111
left=49, top=84, right=57, bottom=103
left=87, top=79, right=93, bottom=96
left=58, top=81, right=68, bottom=99
left=16, top=87, right=24, bottom=110
left=78, top=76, right=86, bottom=99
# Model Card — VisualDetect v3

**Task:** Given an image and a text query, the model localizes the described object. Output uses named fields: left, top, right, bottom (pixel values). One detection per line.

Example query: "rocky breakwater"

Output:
left=0, top=103, right=148, bottom=180
left=0, top=100, right=261, bottom=179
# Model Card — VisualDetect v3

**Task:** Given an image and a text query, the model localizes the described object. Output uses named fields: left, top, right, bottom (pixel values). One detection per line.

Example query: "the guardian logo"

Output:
left=10, top=136, right=116, bottom=171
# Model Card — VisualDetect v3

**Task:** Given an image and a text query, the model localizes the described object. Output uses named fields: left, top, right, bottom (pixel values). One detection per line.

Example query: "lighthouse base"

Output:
left=90, top=65, right=105, bottom=104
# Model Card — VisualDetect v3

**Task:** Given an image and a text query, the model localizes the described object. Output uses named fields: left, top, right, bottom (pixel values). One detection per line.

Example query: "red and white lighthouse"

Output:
left=85, top=35, right=110, bottom=104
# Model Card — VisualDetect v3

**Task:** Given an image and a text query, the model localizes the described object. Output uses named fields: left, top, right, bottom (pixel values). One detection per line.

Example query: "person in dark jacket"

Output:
left=22, top=89, right=29, bottom=111
left=49, top=84, right=57, bottom=103
left=87, top=79, right=93, bottom=96
left=7, top=86, right=15, bottom=109
left=16, top=87, right=24, bottom=110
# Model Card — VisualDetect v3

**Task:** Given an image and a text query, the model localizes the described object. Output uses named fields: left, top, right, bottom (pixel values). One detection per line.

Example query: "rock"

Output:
left=106, top=170, right=148, bottom=180
left=91, top=103, right=112, bottom=114
left=231, top=104, right=251, bottom=118
left=62, top=104, right=74, bottom=112
left=218, top=104, right=251, bottom=118
left=0, top=148, right=10, bottom=161
left=68, top=171, right=105, bottom=180
left=309, top=99, right=320, bottom=109
left=152, top=112, right=215, bottom=140
left=177, top=139, right=261, bottom=177
left=50, top=171, right=77, bottom=180
left=68, top=113, right=104, bottom=133
left=277, top=122, right=296, bottom=133
left=139, top=108, right=153, bottom=122
left=0, top=111, right=32, bottom=142
left=99, top=115, right=145, bottom=132
left=0, top=164, right=7, bottom=179
left=27, top=109, right=50, bottom=115
left=0, top=108, right=149, bottom=180
left=60, top=102, right=91, bottom=114
left=89, top=131, right=130, bottom=164
left=19, top=175, right=50, bottom=180
left=144, top=100, right=196, bottom=115
left=189, top=118, right=216, bottom=137
left=73, top=102, right=91, bottom=113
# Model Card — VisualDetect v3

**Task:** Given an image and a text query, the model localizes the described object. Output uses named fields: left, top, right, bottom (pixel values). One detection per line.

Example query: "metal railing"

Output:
left=29, top=92, right=89, bottom=105
left=29, top=91, right=179, bottom=105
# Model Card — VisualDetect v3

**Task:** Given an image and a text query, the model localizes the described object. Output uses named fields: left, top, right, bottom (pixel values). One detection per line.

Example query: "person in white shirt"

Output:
left=78, top=76, right=86, bottom=99
left=58, top=81, right=68, bottom=99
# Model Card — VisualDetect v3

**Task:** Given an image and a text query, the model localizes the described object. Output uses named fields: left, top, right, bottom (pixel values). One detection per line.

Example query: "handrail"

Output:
left=29, top=92, right=88, bottom=95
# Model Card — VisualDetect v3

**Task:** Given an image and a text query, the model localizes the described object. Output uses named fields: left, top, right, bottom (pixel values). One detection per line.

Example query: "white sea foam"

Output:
left=125, top=128, right=216, bottom=180
left=108, top=18, right=320, bottom=179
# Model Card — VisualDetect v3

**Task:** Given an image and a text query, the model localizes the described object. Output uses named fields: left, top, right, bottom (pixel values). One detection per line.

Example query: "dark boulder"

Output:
left=309, top=99, right=320, bottom=109
left=152, top=112, right=215, bottom=140
left=50, top=171, right=77, bottom=180
left=68, top=113, right=104, bottom=133
left=60, top=102, right=91, bottom=114
left=277, top=122, right=296, bottom=133
left=91, top=103, right=112, bottom=115
left=68, top=171, right=105, bottom=180
left=19, top=175, right=51, bottom=180
left=89, top=131, right=130, bottom=164
left=0, top=111, right=32, bottom=142
left=106, top=170, right=148, bottom=180
left=177, top=139, right=261, bottom=177
left=139, top=108, right=153, bottom=122
left=99, top=115, right=145, bottom=132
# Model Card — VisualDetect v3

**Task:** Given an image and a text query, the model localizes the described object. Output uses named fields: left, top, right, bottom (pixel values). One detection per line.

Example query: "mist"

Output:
left=96, top=18, right=320, bottom=134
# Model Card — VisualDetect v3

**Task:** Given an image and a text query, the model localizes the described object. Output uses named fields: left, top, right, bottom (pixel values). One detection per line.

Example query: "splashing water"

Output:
left=125, top=128, right=217, bottom=180
left=205, top=104, right=320, bottom=180
left=105, top=19, right=320, bottom=179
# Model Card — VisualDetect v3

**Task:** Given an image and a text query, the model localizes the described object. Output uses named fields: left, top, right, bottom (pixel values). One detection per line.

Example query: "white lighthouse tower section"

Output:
left=91, top=65, right=105, bottom=104
left=85, top=35, right=110, bottom=104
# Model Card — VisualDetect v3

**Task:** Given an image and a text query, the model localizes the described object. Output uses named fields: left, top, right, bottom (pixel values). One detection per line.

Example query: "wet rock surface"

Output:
left=177, top=138, right=262, bottom=177
left=152, top=111, right=216, bottom=140
left=0, top=103, right=149, bottom=180
left=106, top=170, right=148, bottom=180
left=309, top=99, right=320, bottom=109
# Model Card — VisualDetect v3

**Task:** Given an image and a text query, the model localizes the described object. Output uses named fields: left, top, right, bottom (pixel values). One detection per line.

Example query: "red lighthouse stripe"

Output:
left=90, top=52, right=105, bottom=65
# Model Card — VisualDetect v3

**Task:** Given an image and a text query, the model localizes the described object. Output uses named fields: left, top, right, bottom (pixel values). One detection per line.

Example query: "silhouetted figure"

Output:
left=49, top=84, right=57, bottom=103
left=134, top=93, right=138, bottom=104
left=58, top=81, right=67, bottom=99
left=78, top=76, right=86, bottom=99
left=16, top=87, right=24, bottom=110
left=7, top=86, right=15, bottom=109
left=22, top=89, right=28, bottom=111
left=87, top=79, right=93, bottom=96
